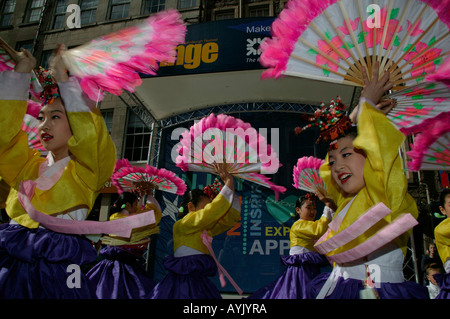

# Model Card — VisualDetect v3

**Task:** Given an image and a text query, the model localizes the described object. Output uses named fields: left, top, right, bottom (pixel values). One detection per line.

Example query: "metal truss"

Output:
left=119, top=91, right=157, bottom=129
left=160, top=102, right=318, bottom=128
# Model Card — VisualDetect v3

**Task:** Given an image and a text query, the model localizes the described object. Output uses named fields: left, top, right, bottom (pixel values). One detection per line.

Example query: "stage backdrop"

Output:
left=152, top=111, right=329, bottom=294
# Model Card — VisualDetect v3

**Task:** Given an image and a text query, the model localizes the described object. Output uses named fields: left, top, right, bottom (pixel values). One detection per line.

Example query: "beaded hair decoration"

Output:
left=295, top=96, right=353, bottom=149
left=35, top=67, right=60, bottom=105
left=203, top=178, right=223, bottom=200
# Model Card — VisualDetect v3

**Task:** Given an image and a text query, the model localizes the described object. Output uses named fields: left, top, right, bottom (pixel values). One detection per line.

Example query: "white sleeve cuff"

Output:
left=58, top=77, right=93, bottom=112
left=0, top=71, right=30, bottom=101
left=322, top=205, right=334, bottom=220
left=220, top=185, right=234, bottom=204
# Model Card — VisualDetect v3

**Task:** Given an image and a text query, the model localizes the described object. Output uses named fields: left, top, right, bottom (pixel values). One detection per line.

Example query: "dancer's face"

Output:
left=296, top=199, right=317, bottom=221
left=38, top=99, right=72, bottom=161
left=439, top=194, right=450, bottom=218
left=328, top=136, right=366, bottom=196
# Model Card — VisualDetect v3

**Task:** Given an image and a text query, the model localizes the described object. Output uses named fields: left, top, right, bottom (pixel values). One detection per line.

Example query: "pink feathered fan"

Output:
left=176, top=113, right=286, bottom=199
left=293, top=156, right=326, bottom=193
left=111, top=158, right=187, bottom=196
left=61, top=9, right=186, bottom=101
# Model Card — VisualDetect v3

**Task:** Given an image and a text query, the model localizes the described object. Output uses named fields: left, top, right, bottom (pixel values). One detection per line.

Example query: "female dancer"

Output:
left=308, top=63, right=428, bottom=299
left=249, top=192, right=333, bottom=299
left=151, top=163, right=241, bottom=299
left=86, top=190, right=162, bottom=299
left=0, top=45, right=117, bottom=298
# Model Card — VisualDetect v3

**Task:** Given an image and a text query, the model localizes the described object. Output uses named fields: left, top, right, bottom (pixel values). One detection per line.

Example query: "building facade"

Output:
left=1, top=0, right=447, bottom=287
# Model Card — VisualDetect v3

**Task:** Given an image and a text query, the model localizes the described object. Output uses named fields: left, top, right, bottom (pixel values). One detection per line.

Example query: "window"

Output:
left=80, top=0, right=97, bottom=25
left=109, top=0, right=129, bottom=20
left=15, top=40, right=33, bottom=52
left=52, top=0, right=68, bottom=29
left=25, top=0, right=44, bottom=23
left=249, top=5, right=269, bottom=17
left=123, top=109, right=151, bottom=162
left=40, top=49, right=52, bottom=69
left=178, top=0, right=197, bottom=10
left=142, top=0, right=165, bottom=14
left=0, top=0, right=15, bottom=27
left=101, top=109, right=113, bottom=135
left=214, top=9, right=235, bottom=21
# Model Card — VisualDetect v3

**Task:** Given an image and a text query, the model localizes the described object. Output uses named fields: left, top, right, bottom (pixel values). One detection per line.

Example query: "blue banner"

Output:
left=153, top=112, right=330, bottom=293
left=152, top=17, right=275, bottom=76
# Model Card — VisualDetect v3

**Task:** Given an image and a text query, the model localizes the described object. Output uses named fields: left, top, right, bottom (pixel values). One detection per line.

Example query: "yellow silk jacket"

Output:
left=0, top=71, right=116, bottom=229
left=173, top=185, right=240, bottom=255
left=435, top=218, right=450, bottom=266
left=317, top=99, right=418, bottom=258
left=290, top=216, right=330, bottom=252
left=107, top=202, right=163, bottom=243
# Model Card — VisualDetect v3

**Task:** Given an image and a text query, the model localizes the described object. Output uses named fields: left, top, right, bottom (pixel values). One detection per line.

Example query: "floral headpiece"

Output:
left=35, top=67, right=60, bottom=105
left=304, top=192, right=318, bottom=202
left=295, top=96, right=353, bottom=148
left=203, top=178, right=223, bottom=200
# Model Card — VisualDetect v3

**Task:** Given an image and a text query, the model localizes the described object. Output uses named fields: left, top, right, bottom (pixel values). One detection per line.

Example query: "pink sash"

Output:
left=17, top=156, right=155, bottom=238
left=314, top=202, right=418, bottom=264
left=201, top=230, right=243, bottom=295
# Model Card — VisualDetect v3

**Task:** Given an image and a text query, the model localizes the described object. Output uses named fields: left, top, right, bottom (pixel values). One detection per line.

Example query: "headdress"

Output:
left=203, top=178, right=223, bottom=200
left=295, top=96, right=354, bottom=148
left=35, top=67, right=60, bottom=105
left=304, top=192, right=318, bottom=202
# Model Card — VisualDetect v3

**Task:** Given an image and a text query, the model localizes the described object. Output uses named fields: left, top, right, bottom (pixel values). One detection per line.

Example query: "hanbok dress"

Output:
left=310, top=98, right=429, bottom=299
left=150, top=185, right=240, bottom=299
left=86, top=198, right=162, bottom=299
left=0, top=70, right=116, bottom=298
left=248, top=207, right=332, bottom=299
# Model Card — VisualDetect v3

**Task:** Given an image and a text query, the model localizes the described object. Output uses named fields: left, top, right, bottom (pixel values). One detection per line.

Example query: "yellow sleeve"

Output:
left=109, top=212, right=129, bottom=221
left=0, top=71, right=41, bottom=187
left=59, top=78, right=116, bottom=194
left=290, top=217, right=330, bottom=240
left=209, top=206, right=241, bottom=237
left=140, top=202, right=162, bottom=225
left=175, top=192, right=233, bottom=235
left=435, top=218, right=450, bottom=265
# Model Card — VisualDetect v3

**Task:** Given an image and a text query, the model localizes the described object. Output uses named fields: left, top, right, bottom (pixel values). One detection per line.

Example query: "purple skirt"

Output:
left=310, top=272, right=429, bottom=299
left=150, top=254, right=222, bottom=299
left=434, top=272, right=450, bottom=299
left=248, top=252, right=329, bottom=299
left=86, top=246, right=155, bottom=299
left=0, top=223, right=97, bottom=299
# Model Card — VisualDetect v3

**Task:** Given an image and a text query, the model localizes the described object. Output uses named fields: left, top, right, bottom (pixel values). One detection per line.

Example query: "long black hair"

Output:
left=178, top=189, right=209, bottom=219
left=110, top=192, right=138, bottom=215
left=440, top=188, right=450, bottom=208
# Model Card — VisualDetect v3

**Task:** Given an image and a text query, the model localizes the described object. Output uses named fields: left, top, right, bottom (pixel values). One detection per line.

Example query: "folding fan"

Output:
left=292, top=156, right=326, bottom=192
left=60, top=9, right=186, bottom=101
left=176, top=113, right=287, bottom=198
left=261, top=0, right=450, bottom=90
left=407, top=112, right=450, bottom=171
left=22, top=114, right=45, bottom=153
left=111, top=159, right=187, bottom=196
left=384, top=81, right=450, bottom=135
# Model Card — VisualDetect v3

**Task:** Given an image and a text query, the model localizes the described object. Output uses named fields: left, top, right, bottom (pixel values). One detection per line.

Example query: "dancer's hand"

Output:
left=361, top=61, right=393, bottom=105
left=0, top=38, right=36, bottom=73
left=214, top=162, right=234, bottom=190
left=376, top=99, right=395, bottom=115
left=49, top=44, right=69, bottom=82
left=315, top=187, right=337, bottom=212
